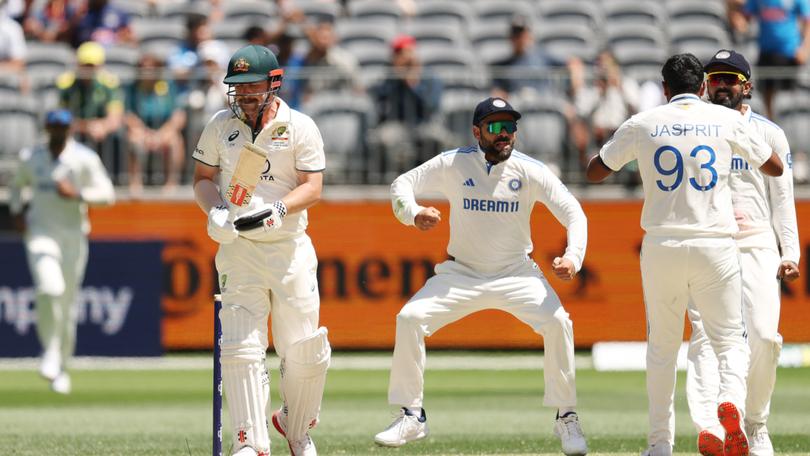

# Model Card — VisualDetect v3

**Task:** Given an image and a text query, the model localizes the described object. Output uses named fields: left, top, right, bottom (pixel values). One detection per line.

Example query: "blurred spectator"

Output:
left=1, top=0, right=29, bottom=22
left=0, top=2, right=25, bottom=72
left=244, top=24, right=268, bottom=46
left=284, top=18, right=360, bottom=108
left=191, top=39, right=229, bottom=117
left=57, top=41, right=124, bottom=171
left=185, top=39, right=228, bottom=150
left=265, top=5, right=304, bottom=67
left=369, top=34, right=445, bottom=179
left=491, top=16, right=555, bottom=98
left=124, top=52, right=187, bottom=193
left=567, top=51, right=640, bottom=186
left=72, top=0, right=134, bottom=47
left=733, top=0, right=810, bottom=119
left=22, top=0, right=76, bottom=44
left=168, top=13, right=216, bottom=83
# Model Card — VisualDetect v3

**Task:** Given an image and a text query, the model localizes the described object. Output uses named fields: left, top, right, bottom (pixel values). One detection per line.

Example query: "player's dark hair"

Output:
left=661, top=53, right=704, bottom=96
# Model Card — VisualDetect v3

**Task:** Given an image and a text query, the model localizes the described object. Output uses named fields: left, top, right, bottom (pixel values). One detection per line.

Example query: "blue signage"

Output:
left=0, top=240, right=163, bottom=357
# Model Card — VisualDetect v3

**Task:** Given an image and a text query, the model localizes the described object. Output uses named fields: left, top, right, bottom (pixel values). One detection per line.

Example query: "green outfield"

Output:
left=1, top=359, right=808, bottom=456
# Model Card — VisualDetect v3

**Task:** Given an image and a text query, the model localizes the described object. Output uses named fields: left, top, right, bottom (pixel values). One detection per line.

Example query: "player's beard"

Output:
left=237, top=94, right=270, bottom=127
left=479, top=134, right=514, bottom=163
left=710, top=89, right=743, bottom=110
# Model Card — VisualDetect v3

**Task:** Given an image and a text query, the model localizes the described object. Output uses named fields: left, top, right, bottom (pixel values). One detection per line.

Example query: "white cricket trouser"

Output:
left=640, top=235, right=749, bottom=446
left=26, top=230, right=88, bottom=370
left=388, top=258, right=577, bottom=409
left=686, top=246, right=782, bottom=430
left=216, top=234, right=320, bottom=452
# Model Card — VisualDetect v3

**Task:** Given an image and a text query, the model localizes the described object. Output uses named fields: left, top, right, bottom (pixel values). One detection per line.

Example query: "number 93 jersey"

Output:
left=599, top=93, right=772, bottom=237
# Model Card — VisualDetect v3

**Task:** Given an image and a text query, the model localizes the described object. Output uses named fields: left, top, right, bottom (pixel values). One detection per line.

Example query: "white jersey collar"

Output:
left=669, top=93, right=701, bottom=104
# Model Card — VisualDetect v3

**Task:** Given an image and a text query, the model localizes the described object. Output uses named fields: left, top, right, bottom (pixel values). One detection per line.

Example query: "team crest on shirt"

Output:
left=508, top=178, right=522, bottom=191
left=269, top=124, right=290, bottom=149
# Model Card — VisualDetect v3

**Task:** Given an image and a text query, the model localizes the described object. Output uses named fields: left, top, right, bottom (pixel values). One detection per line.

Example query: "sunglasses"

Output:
left=486, top=120, right=518, bottom=134
left=707, top=71, right=747, bottom=87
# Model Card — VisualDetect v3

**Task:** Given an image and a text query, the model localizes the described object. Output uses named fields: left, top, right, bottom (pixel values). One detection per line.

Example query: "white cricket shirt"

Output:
left=599, top=93, right=772, bottom=238
left=730, top=105, right=800, bottom=263
left=192, top=98, right=325, bottom=242
left=391, top=146, right=587, bottom=274
left=9, top=139, right=115, bottom=235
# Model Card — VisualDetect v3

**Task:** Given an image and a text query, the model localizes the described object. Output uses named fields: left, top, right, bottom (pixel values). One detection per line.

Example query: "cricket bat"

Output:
left=224, top=142, right=268, bottom=213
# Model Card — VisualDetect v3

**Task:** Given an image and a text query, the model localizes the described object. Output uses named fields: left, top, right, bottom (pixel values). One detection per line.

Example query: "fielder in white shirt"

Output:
left=375, top=97, right=589, bottom=456
left=9, top=109, right=115, bottom=394
left=685, top=50, right=800, bottom=456
left=586, top=53, right=784, bottom=456
left=192, top=45, right=328, bottom=456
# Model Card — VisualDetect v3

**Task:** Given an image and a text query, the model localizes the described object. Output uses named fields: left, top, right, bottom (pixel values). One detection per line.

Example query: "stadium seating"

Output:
left=0, top=95, right=39, bottom=159
left=300, top=91, right=376, bottom=184
left=414, top=1, right=473, bottom=28
left=346, top=0, right=404, bottom=27
left=535, top=22, right=599, bottom=64
left=473, top=0, right=534, bottom=24
left=131, top=18, right=186, bottom=50
left=222, top=0, right=278, bottom=21
left=511, top=92, right=571, bottom=177
left=537, top=0, right=603, bottom=30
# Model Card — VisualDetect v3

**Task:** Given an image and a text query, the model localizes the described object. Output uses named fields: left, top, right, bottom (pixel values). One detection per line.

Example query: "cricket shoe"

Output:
left=553, top=412, right=588, bottom=455
left=698, top=428, right=724, bottom=456
left=746, top=423, right=773, bottom=456
left=50, top=372, right=71, bottom=395
left=272, top=409, right=317, bottom=456
left=39, top=348, right=61, bottom=381
left=719, top=402, right=749, bottom=456
left=373, top=407, right=428, bottom=447
left=641, top=441, right=673, bottom=456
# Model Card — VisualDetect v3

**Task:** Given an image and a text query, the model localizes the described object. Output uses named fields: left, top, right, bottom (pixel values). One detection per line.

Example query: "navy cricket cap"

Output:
left=704, top=49, right=751, bottom=81
left=472, top=97, right=521, bottom=125
left=45, top=109, right=72, bottom=126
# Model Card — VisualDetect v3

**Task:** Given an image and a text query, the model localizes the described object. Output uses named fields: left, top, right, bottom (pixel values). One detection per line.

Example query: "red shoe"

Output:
left=719, top=402, right=749, bottom=456
left=698, top=429, right=724, bottom=456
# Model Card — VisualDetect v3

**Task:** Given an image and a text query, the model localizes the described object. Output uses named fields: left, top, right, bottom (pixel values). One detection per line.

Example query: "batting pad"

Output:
left=222, top=359, right=270, bottom=454
left=281, top=327, right=331, bottom=440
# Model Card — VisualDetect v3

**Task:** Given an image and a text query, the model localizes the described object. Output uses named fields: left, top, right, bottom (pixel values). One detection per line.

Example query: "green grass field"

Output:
left=1, top=357, right=808, bottom=456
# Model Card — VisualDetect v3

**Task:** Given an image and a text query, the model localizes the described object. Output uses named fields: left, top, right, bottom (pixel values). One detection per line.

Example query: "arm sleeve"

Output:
left=390, top=154, right=446, bottom=226
left=295, top=116, right=326, bottom=171
left=8, top=150, right=31, bottom=215
left=599, top=117, right=639, bottom=171
left=768, top=131, right=800, bottom=264
left=533, top=166, right=588, bottom=272
left=192, top=113, right=223, bottom=167
left=728, top=118, right=770, bottom=168
left=79, top=152, right=115, bottom=205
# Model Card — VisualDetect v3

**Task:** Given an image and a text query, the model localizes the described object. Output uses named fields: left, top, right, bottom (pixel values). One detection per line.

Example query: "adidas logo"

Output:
left=463, top=178, right=475, bottom=187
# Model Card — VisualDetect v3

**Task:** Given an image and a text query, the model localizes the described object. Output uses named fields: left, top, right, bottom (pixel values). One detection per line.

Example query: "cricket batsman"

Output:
left=192, top=44, right=329, bottom=456
left=9, top=109, right=115, bottom=394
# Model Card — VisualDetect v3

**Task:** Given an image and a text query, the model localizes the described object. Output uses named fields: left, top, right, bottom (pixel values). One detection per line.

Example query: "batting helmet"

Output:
left=223, top=44, right=283, bottom=91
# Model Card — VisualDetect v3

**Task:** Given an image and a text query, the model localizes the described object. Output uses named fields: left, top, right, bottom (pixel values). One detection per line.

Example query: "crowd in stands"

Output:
left=1, top=0, right=810, bottom=191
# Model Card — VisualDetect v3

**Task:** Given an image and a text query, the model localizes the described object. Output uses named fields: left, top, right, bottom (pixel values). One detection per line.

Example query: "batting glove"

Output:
left=207, top=205, right=238, bottom=244
left=234, top=201, right=287, bottom=233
